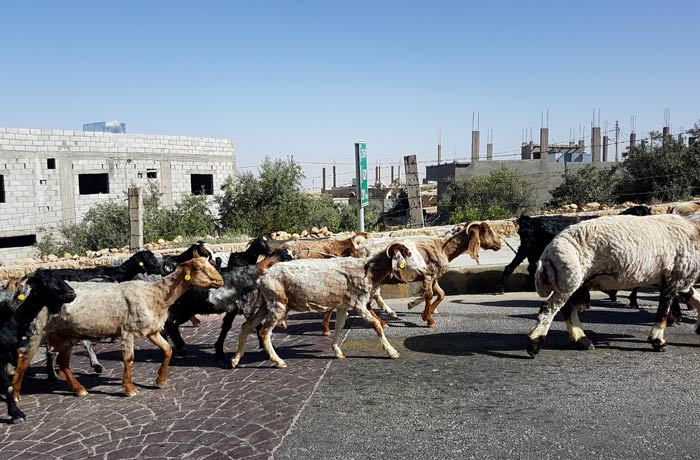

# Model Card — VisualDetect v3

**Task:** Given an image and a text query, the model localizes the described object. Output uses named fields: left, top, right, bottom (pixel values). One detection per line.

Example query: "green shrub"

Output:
left=548, top=165, right=617, bottom=208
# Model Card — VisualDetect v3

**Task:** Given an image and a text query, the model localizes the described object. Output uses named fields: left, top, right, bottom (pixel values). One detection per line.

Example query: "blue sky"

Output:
left=2, top=0, right=699, bottom=189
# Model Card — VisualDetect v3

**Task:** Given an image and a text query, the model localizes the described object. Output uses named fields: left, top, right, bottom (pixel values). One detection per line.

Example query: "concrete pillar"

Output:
left=539, top=128, right=549, bottom=161
left=322, top=167, right=326, bottom=192
left=602, top=135, right=609, bottom=162
left=487, top=143, right=493, bottom=161
left=471, top=130, right=480, bottom=162
left=377, top=165, right=381, bottom=186
left=662, top=126, right=670, bottom=142
left=591, top=127, right=601, bottom=162
left=630, top=132, right=637, bottom=148
left=333, top=166, right=337, bottom=188
left=58, top=157, right=76, bottom=225
left=391, top=166, right=395, bottom=184
left=403, top=155, right=424, bottom=228
left=128, top=187, right=143, bottom=251
left=438, top=143, right=442, bottom=164
left=160, top=160, right=173, bottom=208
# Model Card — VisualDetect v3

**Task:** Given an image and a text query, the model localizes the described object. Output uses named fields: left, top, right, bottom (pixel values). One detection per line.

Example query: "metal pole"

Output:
left=355, top=143, right=365, bottom=232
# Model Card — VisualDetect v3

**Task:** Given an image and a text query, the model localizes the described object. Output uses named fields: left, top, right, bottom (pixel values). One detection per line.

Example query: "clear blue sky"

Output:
left=2, top=0, right=699, bottom=190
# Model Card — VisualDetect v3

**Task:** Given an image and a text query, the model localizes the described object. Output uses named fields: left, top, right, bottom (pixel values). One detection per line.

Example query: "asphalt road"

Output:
left=274, top=290, right=700, bottom=460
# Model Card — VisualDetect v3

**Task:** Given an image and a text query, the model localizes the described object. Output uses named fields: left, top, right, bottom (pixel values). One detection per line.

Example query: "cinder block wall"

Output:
left=0, top=128, right=236, bottom=264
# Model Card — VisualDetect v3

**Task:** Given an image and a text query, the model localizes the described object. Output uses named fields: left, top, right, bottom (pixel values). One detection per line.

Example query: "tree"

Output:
left=548, top=165, right=617, bottom=208
left=440, top=165, right=536, bottom=222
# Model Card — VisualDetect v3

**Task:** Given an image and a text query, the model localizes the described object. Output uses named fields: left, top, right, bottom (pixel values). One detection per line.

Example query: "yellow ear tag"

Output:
left=18, top=294, right=26, bottom=301
left=399, top=263, right=405, bottom=269
left=185, top=274, right=191, bottom=281
left=139, top=262, right=144, bottom=267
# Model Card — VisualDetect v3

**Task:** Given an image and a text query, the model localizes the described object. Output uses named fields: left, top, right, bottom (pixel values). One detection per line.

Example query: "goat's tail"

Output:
left=535, top=259, right=557, bottom=298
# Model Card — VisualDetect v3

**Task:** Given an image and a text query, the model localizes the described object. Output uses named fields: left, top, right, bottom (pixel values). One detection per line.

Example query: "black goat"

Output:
left=228, top=236, right=271, bottom=267
left=162, top=241, right=214, bottom=274
left=0, top=271, right=76, bottom=424
left=163, top=248, right=294, bottom=368
left=52, top=250, right=162, bottom=282
left=495, top=205, right=652, bottom=293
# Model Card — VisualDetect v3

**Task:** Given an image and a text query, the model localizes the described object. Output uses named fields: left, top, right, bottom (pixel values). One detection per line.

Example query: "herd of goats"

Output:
left=2, top=200, right=700, bottom=424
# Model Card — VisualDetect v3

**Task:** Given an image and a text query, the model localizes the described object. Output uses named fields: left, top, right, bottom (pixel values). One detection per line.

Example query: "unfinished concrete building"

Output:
left=0, top=127, right=235, bottom=264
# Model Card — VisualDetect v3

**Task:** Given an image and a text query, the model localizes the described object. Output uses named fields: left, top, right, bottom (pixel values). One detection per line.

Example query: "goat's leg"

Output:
left=495, top=243, right=530, bottom=294
left=231, top=307, right=269, bottom=368
left=215, top=309, right=239, bottom=369
left=628, top=287, right=640, bottom=309
left=164, top=315, right=189, bottom=356
left=527, top=292, right=571, bottom=357
left=561, top=288, right=594, bottom=350
left=368, top=307, right=388, bottom=330
left=680, top=288, right=700, bottom=336
left=44, top=343, right=59, bottom=381
left=355, top=303, right=399, bottom=359
left=648, top=284, right=674, bottom=351
left=1, top=365, right=25, bottom=423
left=55, top=342, right=87, bottom=397
left=321, top=310, right=333, bottom=336
left=12, top=316, right=46, bottom=402
left=332, top=308, right=348, bottom=359
left=81, top=340, right=103, bottom=374
left=121, top=335, right=138, bottom=397
left=147, top=332, right=173, bottom=389
left=526, top=255, right=539, bottom=291
left=428, top=281, right=446, bottom=315
left=420, top=283, right=437, bottom=328
left=407, top=294, right=424, bottom=310
left=258, top=310, right=288, bottom=368
left=372, top=289, right=397, bottom=319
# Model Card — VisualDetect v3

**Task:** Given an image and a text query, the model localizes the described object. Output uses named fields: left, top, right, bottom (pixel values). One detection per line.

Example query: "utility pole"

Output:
left=128, top=187, right=143, bottom=251
left=615, top=120, right=620, bottom=162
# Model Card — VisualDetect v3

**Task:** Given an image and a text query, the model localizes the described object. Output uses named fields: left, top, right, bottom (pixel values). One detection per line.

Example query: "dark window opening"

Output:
left=0, top=234, right=36, bottom=248
left=47, top=158, right=56, bottom=169
left=190, top=174, right=213, bottom=195
left=147, top=171, right=157, bottom=179
left=78, top=173, right=110, bottom=195
left=0, top=175, right=5, bottom=203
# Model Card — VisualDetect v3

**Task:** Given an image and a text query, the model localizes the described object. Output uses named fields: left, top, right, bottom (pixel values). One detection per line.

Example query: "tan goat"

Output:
left=12, top=257, right=223, bottom=399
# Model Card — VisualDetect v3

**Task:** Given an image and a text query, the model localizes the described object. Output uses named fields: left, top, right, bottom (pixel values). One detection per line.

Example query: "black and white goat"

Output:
left=0, top=271, right=76, bottom=423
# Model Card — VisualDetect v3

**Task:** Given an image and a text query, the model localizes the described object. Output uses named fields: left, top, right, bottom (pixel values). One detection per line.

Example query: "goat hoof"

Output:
left=12, top=394, right=21, bottom=403
left=93, top=364, right=104, bottom=374
left=76, top=389, right=88, bottom=397
left=388, top=312, right=398, bottom=319
left=527, top=337, right=545, bottom=358
left=649, top=338, right=667, bottom=352
left=10, top=414, right=26, bottom=424
left=407, top=303, right=417, bottom=310
left=335, top=353, right=346, bottom=360
left=388, top=350, right=400, bottom=359
left=156, top=380, right=166, bottom=389
left=572, top=337, right=595, bottom=351
left=629, top=302, right=639, bottom=309
left=322, top=330, right=331, bottom=337
left=274, top=361, right=288, bottom=368
left=230, top=358, right=240, bottom=369
left=124, top=388, right=139, bottom=397
left=432, top=309, right=440, bottom=315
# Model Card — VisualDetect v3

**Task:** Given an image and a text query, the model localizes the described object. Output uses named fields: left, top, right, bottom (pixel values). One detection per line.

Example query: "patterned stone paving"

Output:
left=0, top=312, right=336, bottom=459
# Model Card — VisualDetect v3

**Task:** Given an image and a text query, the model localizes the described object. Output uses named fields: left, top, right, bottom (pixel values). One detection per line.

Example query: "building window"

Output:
left=190, top=174, right=213, bottom=195
left=147, top=171, right=157, bottom=179
left=78, top=173, right=110, bottom=195
left=0, top=175, right=5, bottom=203
left=0, top=234, right=37, bottom=248
left=47, top=158, right=56, bottom=169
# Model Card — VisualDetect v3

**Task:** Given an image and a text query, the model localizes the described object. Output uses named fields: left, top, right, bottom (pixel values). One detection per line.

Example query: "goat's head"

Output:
left=385, top=242, right=426, bottom=283
left=177, top=257, right=224, bottom=289
left=248, top=236, right=272, bottom=256
left=16, top=270, right=77, bottom=313
left=466, top=221, right=502, bottom=262
left=620, top=205, right=652, bottom=216
left=128, top=250, right=163, bottom=276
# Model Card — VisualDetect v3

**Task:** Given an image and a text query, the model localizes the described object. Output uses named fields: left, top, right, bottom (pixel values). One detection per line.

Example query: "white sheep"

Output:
left=527, top=214, right=700, bottom=357
left=12, top=258, right=223, bottom=399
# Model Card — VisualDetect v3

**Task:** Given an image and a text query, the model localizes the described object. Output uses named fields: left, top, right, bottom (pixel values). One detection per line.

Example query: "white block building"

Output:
left=0, top=127, right=236, bottom=264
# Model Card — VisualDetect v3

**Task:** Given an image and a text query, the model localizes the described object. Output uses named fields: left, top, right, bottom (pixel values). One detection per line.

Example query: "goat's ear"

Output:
left=181, top=262, right=193, bottom=282
left=467, top=223, right=482, bottom=262
left=351, top=233, right=367, bottom=247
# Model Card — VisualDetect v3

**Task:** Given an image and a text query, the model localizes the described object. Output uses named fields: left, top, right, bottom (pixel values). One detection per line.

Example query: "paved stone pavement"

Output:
left=0, top=313, right=337, bottom=460
left=3, top=291, right=700, bottom=460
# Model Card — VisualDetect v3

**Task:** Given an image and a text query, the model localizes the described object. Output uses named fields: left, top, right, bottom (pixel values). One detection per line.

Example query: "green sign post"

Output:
left=355, top=142, right=368, bottom=231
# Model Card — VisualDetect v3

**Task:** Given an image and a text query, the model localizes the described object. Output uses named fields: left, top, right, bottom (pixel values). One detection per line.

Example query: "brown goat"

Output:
left=12, top=258, right=223, bottom=399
